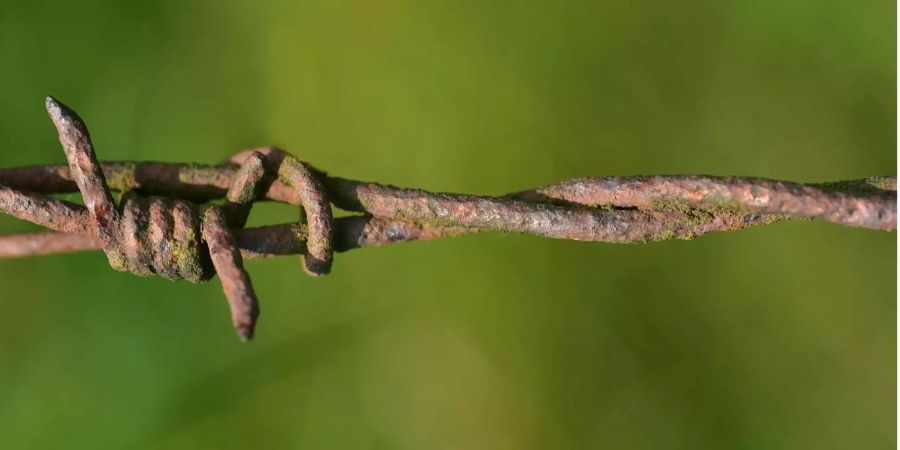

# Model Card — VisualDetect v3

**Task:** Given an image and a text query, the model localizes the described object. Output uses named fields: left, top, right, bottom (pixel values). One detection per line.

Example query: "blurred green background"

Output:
left=0, top=1, right=895, bottom=448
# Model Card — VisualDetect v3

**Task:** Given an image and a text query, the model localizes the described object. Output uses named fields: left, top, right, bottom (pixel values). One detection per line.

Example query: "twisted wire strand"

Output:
left=0, top=166, right=894, bottom=259
left=0, top=98, right=894, bottom=340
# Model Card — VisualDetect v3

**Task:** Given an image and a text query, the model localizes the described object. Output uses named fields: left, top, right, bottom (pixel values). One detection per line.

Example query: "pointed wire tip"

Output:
left=237, top=326, right=254, bottom=342
left=44, top=96, right=88, bottom=134
left=45, top=96, right=77, bottom=118
left=45, top=96, right=61, bottom=116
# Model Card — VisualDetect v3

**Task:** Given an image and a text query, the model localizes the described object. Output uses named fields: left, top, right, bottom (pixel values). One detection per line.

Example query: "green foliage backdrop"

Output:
left=0, top=1, right=895, bottom=448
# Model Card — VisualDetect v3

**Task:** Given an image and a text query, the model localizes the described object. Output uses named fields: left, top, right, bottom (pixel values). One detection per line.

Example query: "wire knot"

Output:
left=105, top=194, right=211, bottom=282
left=0, top=96, right=889, bottom=341
left=43, top=97, right=336, bottom=341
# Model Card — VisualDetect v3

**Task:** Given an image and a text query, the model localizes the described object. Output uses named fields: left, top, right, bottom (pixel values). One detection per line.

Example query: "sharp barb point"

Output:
left=238, top=327, right=253, bottom=342
left=45, top=96, right=60, bottom=117
left=0, top=98, right=892, bottom=341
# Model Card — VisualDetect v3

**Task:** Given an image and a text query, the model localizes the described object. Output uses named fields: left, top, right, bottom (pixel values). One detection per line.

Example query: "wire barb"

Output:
left=0, top=98, right=894, bottom=340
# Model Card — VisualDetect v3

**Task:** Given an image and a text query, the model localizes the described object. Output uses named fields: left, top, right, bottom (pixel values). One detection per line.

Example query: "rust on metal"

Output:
left=201, top=206, right=259, bottom=341
left=46, top=97, right=120, bottom=248
left=0, top=99, right=336, bottom=341
left=0, top=97, right=894, bottom=341
left=509, top=175, right=896, bottom=230
left=224, top=151, right=266, bottom=229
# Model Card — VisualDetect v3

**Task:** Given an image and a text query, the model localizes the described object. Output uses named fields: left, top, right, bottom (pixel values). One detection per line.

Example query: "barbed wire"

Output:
left=0, top=97, right=894, bottom=340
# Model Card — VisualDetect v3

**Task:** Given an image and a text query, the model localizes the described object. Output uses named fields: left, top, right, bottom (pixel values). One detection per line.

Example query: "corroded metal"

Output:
left=201, top=206, right=258, bottom=341
left=0, top=163, right=894, bottom=231
left=0, top=97, right=894, bottom=341
left=509, top=175, right=896, bottom=230
left=0, top=98, right=337, bottom=341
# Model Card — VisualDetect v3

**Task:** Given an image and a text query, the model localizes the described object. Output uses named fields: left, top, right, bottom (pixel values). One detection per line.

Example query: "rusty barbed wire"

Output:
left=0, top=98, right=895, bottom=341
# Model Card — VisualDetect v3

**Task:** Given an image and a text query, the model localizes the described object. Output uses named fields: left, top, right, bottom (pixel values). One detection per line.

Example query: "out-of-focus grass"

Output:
left=0, top=1, right=894, bottom=448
